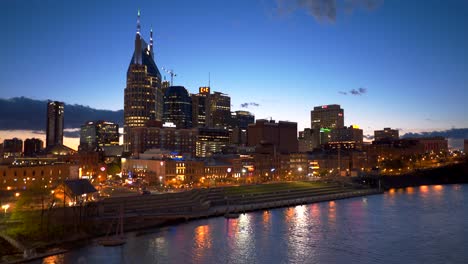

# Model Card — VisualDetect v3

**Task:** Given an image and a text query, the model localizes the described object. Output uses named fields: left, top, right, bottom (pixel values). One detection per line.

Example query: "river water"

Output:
left=35, top=184, right=468, bottom=264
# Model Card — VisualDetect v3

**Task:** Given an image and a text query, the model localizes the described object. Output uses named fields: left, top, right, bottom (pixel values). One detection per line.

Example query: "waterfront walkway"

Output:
left=93, top=182, right=382, bottom=227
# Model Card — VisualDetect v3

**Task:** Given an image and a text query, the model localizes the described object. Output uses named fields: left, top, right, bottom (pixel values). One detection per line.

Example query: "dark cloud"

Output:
left=64, top=130, right=81, bottom=138
left=402, top=128, right=468, bottom=150
left=240, top=102, right=260, bottom=108
left=401, top=128, right=468, bottom=140
left=363, top=134, right=374, bottom=140
left=0, top=97, right=123, bottom=131
left=339, top=87, right=367, bottom=96
left=275, top=0, right=383, bottom=22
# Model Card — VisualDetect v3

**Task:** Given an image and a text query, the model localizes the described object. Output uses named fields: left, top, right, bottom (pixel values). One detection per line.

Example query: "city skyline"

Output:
left=1, top=0, right=467, bottom=145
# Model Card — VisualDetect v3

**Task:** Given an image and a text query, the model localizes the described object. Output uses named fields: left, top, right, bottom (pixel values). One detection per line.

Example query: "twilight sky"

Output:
left=1, top=0, right=467, bottom=138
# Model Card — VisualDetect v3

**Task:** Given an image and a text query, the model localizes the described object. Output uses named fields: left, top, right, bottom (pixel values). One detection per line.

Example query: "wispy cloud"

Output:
left=339, top=87, right=367, bottom=96
left=240, top=102, right=260, bottom=108
left=274, top=0, right=383, bottom=23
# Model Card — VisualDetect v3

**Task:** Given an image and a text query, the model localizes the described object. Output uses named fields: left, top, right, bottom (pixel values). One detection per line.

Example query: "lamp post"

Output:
left=298, top=167, right=303, bottom=180
left=2, top=204, right=9, bottom=216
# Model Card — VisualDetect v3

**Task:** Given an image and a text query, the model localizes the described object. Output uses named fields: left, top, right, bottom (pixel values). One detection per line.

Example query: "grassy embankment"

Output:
left=224, top=181, right=332, bottom=196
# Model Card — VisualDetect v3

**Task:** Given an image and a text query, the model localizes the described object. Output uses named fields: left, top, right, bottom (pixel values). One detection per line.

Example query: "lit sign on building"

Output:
left=162, top=122, right=176, bottom=128
left=199, top=87, right=210, bottom=94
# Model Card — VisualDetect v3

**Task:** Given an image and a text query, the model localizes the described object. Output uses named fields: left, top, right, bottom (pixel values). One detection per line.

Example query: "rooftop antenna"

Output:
left=162, top=67, right=177, bottom=86
left=150, top=26, right=153, bottom=54
left=136, top=8, right=141, bottom=35
left=208, top=72, right=211, bottom=88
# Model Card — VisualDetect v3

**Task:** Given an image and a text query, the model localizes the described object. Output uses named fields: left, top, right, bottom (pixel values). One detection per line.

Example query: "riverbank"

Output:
left=355, top=161, right=468, bottom=189
left=1, top=182, right=382, bottom=263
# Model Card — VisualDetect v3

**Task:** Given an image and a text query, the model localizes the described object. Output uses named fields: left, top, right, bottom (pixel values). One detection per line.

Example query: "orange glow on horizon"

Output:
left=0, top=130, right=79, bottom=150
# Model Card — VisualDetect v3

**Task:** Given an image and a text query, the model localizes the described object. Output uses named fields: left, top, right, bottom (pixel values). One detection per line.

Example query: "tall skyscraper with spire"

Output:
left=124, top=10, right=163, bottom=151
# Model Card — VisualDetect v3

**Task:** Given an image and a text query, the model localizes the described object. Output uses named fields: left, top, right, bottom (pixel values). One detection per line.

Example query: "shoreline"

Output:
left=4, top=165, right=468, bottom=263
left=3, top=187, right=382, bottom=264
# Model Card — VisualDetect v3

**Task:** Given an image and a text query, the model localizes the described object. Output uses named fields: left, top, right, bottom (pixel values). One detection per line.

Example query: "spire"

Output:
left=150, top=26, right=154, bottom=53
left=136, top=8, right=141, bottom=35
left=134, top=8, right=142, bottom=64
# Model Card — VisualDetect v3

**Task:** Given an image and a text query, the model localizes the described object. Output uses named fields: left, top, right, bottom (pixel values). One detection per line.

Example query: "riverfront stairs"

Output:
left=98, top=189, right=210, bottom=218
left=95, top=181, right=370, bottom=220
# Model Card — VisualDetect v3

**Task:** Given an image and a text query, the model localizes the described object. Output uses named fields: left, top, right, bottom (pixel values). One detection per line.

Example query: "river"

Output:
left=34, top=184, right=468, bottom=264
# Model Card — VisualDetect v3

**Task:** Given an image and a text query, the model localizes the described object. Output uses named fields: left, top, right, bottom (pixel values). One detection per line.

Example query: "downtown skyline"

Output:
left=1, top=0, right=467, bottom=144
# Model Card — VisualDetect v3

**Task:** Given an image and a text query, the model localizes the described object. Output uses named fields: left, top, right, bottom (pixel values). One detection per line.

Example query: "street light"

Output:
left=2, top=204, right=10, bottom=215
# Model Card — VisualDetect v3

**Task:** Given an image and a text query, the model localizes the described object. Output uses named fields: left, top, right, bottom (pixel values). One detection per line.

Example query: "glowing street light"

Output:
left=2, top=204, right=10, bottom=215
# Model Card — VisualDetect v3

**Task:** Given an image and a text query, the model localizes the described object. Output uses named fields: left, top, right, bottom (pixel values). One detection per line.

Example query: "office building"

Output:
left=129, top=121, right=197, bottom=156
left=310, top=104, right=344, bottom=146
left=124, top=10, right=163, bottom=151
left=311, top=104, right=344, bottom=130
left=247, top=119, right=298, bottom=154
left=46, top=101, right=64, bottom=148
left=232, top=110, right=255, bottom=129
left=79, top=121, right=119, bottom=151
left=328, top=125, right=364, bottom=150
left=3, top=138, right=23, bottom=158
left=191, top=87, right=212, bottom=128
left=24, top=138, right=43, bottom=157
left=162, top=79, right=170, bottom=95
left=163, top=86, right=193, bottom=129
left=0, top=159, right=79, bottom=191
left=374, top=127, right=399, bottom=142
left=230, top=111, right=255, bottom=146
left=196, top=128, right=230, bottom=157
left=210, top=92, right=231, bottom=129
left=298, top=128, right=318, bottom=152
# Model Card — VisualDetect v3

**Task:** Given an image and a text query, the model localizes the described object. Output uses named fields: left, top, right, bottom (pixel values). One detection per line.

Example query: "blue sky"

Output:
left=1, top=0, right=467, bottom=136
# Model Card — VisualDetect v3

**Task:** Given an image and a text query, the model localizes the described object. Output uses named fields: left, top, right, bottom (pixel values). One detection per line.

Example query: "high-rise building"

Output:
left=310, top=104, right=344, bottom=146
left=311, top=104, right=344, bottom=130
left=230, top=111, right=255, bottom=146
left=162, top=79, right=170, bottom=95
left=247, top=119, right=298, bottom=154
left=374, top=127, right=399, bottom=142
left=464, top=139, right=468, bottom=153
left=210, top=92, right=231, bottom=129
left=2, top=138, right=23, bottom=158
left=163, top=86, right=193, bottom=129
left=24, top=138, right=43, bottom=157
left=191, top=87, right=212, bottom=128
left=46, top=101, right=64, bottom=148
left=298, top=128, right=317, bottom=152
left=79, top=121, right=119, bottom=151
left=328, top=125, right=364, bottom=150
left=129, top=122, right=197, bottom=156
left=196, top=128, right=230, bottom=157
left=232, top=110, right=255, bottom=129
left=124, top=10, right=163, bottom=151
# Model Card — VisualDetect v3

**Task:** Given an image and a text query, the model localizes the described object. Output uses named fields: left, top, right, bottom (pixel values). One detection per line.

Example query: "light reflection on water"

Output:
left=31, top=184, right=468, bottom=264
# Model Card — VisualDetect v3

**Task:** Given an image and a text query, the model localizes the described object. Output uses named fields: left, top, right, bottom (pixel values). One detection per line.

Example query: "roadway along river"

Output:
left=35, top=184, right=468, bottom=264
